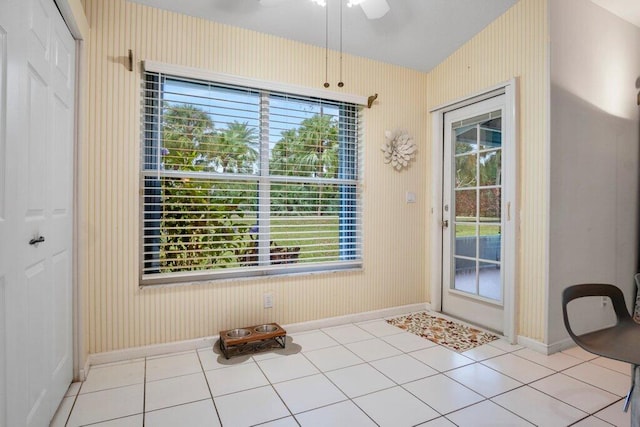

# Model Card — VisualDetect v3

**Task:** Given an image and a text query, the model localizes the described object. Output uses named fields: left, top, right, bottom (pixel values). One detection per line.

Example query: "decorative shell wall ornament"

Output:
left=381, top=130, right=417, bottom=171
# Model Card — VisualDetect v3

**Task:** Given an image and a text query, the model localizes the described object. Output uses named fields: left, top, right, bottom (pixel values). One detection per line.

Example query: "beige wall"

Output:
left=426, top=0, right=549, bottom=341
left=81, top=0, right=428, bottom=354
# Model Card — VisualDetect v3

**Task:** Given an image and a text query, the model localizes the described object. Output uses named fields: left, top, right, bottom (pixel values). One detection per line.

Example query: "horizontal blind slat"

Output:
left=141, top=70, right=362, bottom=284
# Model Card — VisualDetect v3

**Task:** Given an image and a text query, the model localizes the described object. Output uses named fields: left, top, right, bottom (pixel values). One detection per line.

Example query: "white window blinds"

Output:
left=141, top=71, right=363, bottom=285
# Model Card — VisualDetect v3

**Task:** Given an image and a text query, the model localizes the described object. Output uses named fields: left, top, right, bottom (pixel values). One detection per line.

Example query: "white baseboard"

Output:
left=517, top=335, right=549, bottom=354
left=517, top=335, right=575, bottom=355
left=545, top=337, right=577, bottom=354
left=79, top=358, right=90, bottom=382
left=283, top=303, right=429, bottom=334
left=87, top=336, right=218, bottom=367
left=86, top=303, right=429, bottom=369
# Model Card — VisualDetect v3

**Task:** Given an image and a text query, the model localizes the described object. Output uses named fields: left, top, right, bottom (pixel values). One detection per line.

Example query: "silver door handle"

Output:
left=442, top=220, right=449, bottom=229
left=29, top=236, right=45, bottom=246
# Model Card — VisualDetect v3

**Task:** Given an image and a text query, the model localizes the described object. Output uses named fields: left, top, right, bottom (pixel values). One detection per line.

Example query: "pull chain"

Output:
left=338, top=0, right=344, bottom=87
left=323, top=0, right=330, bottom=88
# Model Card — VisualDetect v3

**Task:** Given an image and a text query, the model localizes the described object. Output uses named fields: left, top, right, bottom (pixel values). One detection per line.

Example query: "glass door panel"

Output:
left=451, top=110, right=503, bottom=303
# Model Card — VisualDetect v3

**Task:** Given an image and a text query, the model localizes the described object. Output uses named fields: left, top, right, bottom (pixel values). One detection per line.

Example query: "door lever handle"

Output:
left=29, top=236, right=45, bottom=246
left=442, top=220, right=449, bottom=229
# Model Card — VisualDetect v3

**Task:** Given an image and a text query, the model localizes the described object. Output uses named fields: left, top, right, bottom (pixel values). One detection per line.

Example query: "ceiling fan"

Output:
left=258, top=0, right=391, bottom=20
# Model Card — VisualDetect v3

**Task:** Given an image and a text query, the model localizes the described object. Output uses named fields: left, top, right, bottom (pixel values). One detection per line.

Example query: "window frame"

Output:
left=139, top=62, right=366, bottom=286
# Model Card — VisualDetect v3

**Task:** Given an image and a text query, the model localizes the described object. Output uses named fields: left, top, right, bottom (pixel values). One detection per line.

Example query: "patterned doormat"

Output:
left=386, top=312, right=499, bottom=352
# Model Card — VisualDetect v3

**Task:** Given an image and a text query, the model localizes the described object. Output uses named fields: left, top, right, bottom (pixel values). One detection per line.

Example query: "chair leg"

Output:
left=624, top=364, right=635, bottom=412
left=632, top=365, right=640, bottom=427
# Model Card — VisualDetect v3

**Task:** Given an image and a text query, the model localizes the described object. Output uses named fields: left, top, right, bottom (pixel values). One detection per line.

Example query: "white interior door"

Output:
left=0, top=0, right=76, bottom=425
left=442, top=95, right=506, bottom=334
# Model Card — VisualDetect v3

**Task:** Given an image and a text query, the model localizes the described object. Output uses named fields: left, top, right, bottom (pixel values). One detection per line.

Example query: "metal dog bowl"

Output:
left=226, top=328, right=251, bottom=338
left=254, top=324, right=279, bottom=333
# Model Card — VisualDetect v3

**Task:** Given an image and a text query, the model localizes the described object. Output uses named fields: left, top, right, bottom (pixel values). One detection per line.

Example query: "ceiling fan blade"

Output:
left=360, top=0, right=390, bottom=19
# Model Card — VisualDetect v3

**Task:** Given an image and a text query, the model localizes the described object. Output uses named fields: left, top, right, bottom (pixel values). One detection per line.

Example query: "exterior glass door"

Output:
left=442, top=95, right=505, bottom=333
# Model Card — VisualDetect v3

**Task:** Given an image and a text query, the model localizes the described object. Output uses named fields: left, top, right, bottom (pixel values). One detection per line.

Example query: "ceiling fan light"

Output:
left=360, top=0, right=389, bottom=19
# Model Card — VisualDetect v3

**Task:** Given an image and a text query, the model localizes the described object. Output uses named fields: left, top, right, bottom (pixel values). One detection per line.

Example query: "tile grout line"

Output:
left=380, top=337, right=521, bottom=424
left=196, top=349, right=224, bottom=426
left=434, top=369, right=532, bottom=421
left=555, top=359, right=631, bottom=398
left=297, top=338, right=382, bottom=426
left=485, top=384, right=555, bottom=426
left=583, top=399, right=629, bottom=426
left=63, top=383, right=83, bottom=427
left=484, top=357, right=617, bottom=425
left=252, top=353, right=301, bottom=425
left=534, top=371, right=626, bottom=410
left=566, top=413, right=614, bottom=427
left=418, top=337, right=627, bottom=423
left=250, top=415, right=301, bottom=427
left=309, top=326, right=442, bottom=425
left=396, top=338, right=556, bottom=424
left=142, top=356, right=147, bottom=427
left=141, top=399, right=213, bottom=416
left=310, top=323, right=516, bottom=425
left=468, top=352, right=597, bottom=422
left=483, top=373, right=622, bottom=424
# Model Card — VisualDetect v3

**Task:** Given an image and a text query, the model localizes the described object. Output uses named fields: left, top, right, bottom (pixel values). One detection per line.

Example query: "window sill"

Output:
left=138, top=265, right=364, bottom=290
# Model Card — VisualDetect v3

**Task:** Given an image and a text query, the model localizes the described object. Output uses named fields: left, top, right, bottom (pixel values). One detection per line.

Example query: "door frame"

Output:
left=430, top=79, right=518, bottom=343
left=53, top=0, right=89, bottom=381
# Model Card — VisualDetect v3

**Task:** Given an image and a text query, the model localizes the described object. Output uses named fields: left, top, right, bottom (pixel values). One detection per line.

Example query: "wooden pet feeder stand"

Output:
left=219, top=322, right=286, bottom=359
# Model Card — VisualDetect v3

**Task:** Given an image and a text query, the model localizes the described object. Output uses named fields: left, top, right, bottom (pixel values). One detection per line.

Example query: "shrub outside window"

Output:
left=141, top=70, right=363, bottom=285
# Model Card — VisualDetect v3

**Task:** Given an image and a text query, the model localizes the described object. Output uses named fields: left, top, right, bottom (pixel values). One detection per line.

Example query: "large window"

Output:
left=141, top=70, right=362, bottom=285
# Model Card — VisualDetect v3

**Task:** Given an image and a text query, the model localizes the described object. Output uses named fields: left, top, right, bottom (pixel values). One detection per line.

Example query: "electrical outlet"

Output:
left=406, top=191, right=416, bottom=203
left=264, top=293, right=273, bottom=309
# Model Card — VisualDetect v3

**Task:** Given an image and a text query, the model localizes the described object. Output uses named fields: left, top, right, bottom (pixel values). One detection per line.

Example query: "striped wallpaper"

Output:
left=426, top=0, right=549, bottom=341
left=80, top=0, right=429, bottom=354
left=79, top=0, right=549, bottom=356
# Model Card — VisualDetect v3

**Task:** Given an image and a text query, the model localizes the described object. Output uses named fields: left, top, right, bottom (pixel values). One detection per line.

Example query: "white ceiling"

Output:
left=128, top=0, right=518, bottom=72
left=127, top=0, right=640, bottom=72
left=591, top=0, right=640, bottom=28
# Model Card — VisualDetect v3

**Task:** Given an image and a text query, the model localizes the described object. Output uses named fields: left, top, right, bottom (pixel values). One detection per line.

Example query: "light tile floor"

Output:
left=51, top=318, right=633, bottom=426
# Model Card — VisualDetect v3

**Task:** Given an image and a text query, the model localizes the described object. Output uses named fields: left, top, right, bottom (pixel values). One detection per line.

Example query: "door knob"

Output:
left=442, top=220, right=449, bottom=229
left=29, top=236, right=45, bottom=246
